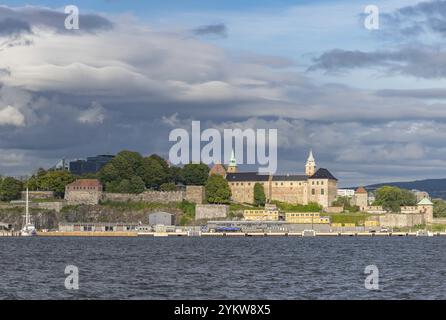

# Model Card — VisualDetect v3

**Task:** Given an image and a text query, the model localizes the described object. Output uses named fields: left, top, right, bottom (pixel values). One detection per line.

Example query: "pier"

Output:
left=14, top=231, right=446, bottom=237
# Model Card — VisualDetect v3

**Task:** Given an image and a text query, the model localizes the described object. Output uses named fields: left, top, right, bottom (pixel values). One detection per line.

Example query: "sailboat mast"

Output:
left=26, top=188, right=29, bottom=225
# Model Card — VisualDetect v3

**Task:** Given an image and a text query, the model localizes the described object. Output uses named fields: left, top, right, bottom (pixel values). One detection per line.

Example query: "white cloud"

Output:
left=78, top=102, right=105, bottom=124
left=0, top=105, right=25, bottom=126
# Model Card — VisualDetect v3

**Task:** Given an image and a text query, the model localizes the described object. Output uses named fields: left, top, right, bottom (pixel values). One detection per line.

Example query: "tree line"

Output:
left=97, top=151, right=210, bottom=193
left=0, top=150, right=232, bottom=203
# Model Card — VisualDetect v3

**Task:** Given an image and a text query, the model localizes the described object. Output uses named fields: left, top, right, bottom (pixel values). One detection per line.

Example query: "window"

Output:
left=321, top=189, right=325, bottom=195
left=312, top=189, right=315, bottom=195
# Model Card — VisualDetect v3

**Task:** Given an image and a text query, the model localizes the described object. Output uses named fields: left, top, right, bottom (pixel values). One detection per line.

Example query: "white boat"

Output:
left=21, top=188, right=37, bottom=237
left=416, top=230, right=434, bottom=237
left=187, top=229, right=202, bottom=237
left=302, top=229, right=316, bottom=237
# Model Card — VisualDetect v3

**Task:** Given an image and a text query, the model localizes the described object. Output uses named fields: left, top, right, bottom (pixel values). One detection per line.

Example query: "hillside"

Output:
left=364, top=178, right=446, bottom=199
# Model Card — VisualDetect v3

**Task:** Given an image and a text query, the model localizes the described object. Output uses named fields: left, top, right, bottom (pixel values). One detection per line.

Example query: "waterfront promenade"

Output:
left=2, top=231, right=446, bottom=237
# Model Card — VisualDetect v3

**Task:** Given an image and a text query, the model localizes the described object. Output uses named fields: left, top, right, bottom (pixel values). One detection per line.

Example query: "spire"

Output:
left=308, top=149, right=315, bottom=162
left=305, top=148, right=316, bottom=176
left=227, top=149, right=238, bottom=173
left=229, top=149, right=236, bottom=165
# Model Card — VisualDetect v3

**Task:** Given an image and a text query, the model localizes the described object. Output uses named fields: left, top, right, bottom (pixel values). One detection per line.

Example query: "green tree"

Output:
left=332, top=196, right=359, bottom=212
left=99, top=150, right=143, bottom=183
left=31, top=170, right=75, bottom=198
left=205, top=174, right=231, bottom=204
left=26, top=168, right=47, bottom=190
left=98, top=162, right=120, bottom=183
left=129, top=176, right=145, bottom=194
left=253, top=182, right=266, bottom=206
left=181, top=163, right=210, bottom=185
left=105, top=180, right=120, bottom=193
left=373, top=186, right=416, bottom=213
left=117, top=179, right=131, bottom=193
left=433, top=199, right=446, bottom=218
left=148, top=154, right=169, bottom=171
left=104, top=176, right=145, bottom=194
left=138, top=155, right=170, bottom=189
left=78, top=173, right=98, bottom=179
left=160, top=182, right=177, bottom=191
left=168, top=166, right=182, bottom=184
left=0, top=177, right=24, bottom=202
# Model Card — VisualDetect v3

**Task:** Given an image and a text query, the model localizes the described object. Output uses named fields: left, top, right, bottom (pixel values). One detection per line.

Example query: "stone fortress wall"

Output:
left=195, top=204, right=229, bottom=220
left=102, top=191, right=185, bottom=203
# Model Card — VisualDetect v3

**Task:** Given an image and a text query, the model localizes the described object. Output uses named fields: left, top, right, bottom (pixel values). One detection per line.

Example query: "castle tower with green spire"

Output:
left=227, top=149, right=238, bottom=173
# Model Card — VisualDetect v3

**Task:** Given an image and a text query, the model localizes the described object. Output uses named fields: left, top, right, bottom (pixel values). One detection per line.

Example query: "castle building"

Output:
left=217, top=150, right=338, bottom=208
left=417, top=197, right=434, bottom=224
left=353, top=187, right=369, bottom=210
left=65, top=179, right=103, bottom=205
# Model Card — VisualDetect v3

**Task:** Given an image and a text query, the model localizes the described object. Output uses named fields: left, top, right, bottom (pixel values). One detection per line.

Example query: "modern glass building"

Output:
left=69, top=154, right=115, bottom=176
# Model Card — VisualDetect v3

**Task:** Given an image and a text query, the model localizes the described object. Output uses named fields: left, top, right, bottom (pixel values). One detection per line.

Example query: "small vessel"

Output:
left=214, top=226, right=241, bottom=232
left=416, top=230, right=434, bottom=237
left=302, top=229, right=316, bottom=237
left=187, top=229, right=202, bottom=237
left=21, top=188, right=37, bottom=237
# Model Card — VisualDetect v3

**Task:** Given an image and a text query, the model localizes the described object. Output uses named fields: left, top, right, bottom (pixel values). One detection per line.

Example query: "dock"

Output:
left=2, top=231, right=445, bottom=237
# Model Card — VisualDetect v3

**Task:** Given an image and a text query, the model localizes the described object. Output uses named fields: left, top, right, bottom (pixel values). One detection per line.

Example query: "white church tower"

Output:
left=227, top=149, right=238, bottom=173
left=305, top=149, right=317, bottom=176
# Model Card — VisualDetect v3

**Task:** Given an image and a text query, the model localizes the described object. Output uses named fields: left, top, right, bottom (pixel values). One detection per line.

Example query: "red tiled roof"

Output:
left=67, top=179, right=102, bottom=188
left=355, top=187, right=367, bottom=194
left=209, top=163, right=226, bottom=176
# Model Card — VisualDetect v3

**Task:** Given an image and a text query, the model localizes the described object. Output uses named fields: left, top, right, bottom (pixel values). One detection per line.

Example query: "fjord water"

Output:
left=1, top=237, right=445, bottom=299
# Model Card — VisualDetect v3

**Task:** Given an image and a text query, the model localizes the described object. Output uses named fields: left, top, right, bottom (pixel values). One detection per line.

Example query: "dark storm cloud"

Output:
left=309, top=1, right=446, bottom=78
left=309, top=46, right=446, bottom=79
left=382, top=0, right=446, bottom=37
left=0, top=6, right=113, bottom=34
left=192, top=23, right=227, bottom=37
left=307, top=49, right=390, bottom=72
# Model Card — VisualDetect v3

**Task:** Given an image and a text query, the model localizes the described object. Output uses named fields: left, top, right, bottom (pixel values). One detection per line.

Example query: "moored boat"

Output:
left=20, top=188, right=36, bottom=237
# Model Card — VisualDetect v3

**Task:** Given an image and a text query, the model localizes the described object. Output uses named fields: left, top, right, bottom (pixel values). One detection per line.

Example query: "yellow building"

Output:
left=285, top=212, right=330, bottom=224
left=364, top=220, right=380, bottom=227
left=243, top=209, right=279, bottom=221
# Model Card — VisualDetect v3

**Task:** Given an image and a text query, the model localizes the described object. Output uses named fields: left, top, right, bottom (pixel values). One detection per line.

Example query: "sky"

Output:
left=0, top=0, right=446, bottom=186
